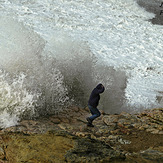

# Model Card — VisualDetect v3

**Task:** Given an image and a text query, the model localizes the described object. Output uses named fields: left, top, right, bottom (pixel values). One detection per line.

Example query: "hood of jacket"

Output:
left=96, top=83, right=103, bottom=89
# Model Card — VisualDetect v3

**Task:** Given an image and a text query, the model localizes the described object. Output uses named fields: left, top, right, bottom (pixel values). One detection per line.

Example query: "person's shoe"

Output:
left=87, top=123, right=94, bottom=127
left=86, top=117, right=94, bottom=127
left=86, top=117, right=92, bottom=124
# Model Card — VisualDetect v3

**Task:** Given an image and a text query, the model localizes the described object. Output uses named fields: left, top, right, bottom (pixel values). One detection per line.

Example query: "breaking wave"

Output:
left=0, top=17, right=127, bottom=127
left=0, top=17, right=69, bottom=127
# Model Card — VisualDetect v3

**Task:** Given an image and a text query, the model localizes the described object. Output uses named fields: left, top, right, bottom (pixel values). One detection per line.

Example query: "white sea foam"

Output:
left=0, top=71, right=35, bottom=127
left=0, top=17, right=71, bottom=127
left=0, top=110, right=19, bottom=128
left=0, top=0, right=162, bottom=127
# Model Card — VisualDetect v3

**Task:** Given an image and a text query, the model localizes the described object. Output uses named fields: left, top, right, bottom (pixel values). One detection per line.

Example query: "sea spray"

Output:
left=0, top=71, right=35, bottom=128
left=93, top=65, right=127, bottom=114
left=0, top=16, right=128, bottom=128
left=0, top=17, right=70, bottom=127
left=48, top=33, right=127, bottom=113
left=0, top=17, right=96, bottom=127
left=47, top=33, right=96, bottom=106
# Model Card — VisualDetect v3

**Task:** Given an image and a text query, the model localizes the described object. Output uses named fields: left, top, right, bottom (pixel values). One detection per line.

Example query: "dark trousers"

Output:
left=88, top=105, right=101, bottom=122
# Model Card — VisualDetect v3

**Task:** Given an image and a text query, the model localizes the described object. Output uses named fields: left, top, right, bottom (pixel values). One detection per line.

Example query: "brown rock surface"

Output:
left=2, top=131, right=74, bottom=163
left=0, top=107, right=162, bottom=162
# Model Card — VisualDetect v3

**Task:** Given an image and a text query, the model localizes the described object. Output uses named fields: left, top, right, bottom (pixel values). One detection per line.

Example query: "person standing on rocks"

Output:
left=87, top=83, right=105, bottom=127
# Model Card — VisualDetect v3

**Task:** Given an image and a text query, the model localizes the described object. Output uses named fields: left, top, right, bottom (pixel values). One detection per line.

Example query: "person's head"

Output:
left=96, top=83, right=104, bottom=89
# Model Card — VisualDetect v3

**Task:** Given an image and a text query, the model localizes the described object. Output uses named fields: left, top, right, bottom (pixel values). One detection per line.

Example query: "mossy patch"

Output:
left=2, top=131, right=74, bottom=163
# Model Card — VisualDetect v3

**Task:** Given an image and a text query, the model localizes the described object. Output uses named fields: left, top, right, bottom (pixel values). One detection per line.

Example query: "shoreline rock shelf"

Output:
left=0, top=107, right=162, bottom=162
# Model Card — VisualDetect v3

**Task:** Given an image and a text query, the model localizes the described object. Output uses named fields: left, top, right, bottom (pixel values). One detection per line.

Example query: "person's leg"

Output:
left=88, top=105, right=101, bottom=122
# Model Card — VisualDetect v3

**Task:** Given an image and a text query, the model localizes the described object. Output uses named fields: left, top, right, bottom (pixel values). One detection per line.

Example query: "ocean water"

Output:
left=0, top=0, right=162, bottom=128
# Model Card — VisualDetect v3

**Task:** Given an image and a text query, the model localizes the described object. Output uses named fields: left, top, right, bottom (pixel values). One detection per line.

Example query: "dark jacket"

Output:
left=88, top=84, right=105, bottom=108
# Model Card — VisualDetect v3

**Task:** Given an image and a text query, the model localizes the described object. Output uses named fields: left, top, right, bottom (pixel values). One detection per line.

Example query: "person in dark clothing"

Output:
left=87, top=83, right=105, bottom=127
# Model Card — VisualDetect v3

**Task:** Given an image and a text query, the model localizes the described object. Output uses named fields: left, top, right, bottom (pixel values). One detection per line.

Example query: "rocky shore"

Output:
left=0, top=107, right=163, bottom=162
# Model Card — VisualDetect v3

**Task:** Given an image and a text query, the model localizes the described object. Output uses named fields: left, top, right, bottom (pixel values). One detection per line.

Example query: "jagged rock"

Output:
left=65, top=137, right=126, bottom=162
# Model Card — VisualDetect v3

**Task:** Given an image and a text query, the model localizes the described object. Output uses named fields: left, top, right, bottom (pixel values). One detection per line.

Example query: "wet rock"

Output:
left=110, top=129, right=120, bottom=135
left=61, top=118, right=70, bottom=123
left=49, top=117, right=61, bottom=124
left=83, top=107, right=90, bottom=113
left=153, top=146, right=163, bottom=152
left=94, top=130, right=103, bottom=137
left=58, top=124, right=74, bottom=131
left=0, top=107, right=163, bottom=162
left=140, top=149, right=163, bottom=162
left=146, top=128, right=159, bottom=134
left=135, top=108, right=163, bottom=134
left=75, top=132, right=87, bottom=137
left=1, top=131, right=74, bottom=163
left=0, top=147, right=5, bottom=160
left=118, top=138, right=131, bottom=145
left=98, top=126, right=111, bottom=136
left=103, top=115, right=119, bottom=125
left=71, top=106, right=80, bottom=112
left=65, top=137, right=126, bottom=162
left=78, top=125, right=88, bottom=132
left=0, top=129, right=127, bottom=163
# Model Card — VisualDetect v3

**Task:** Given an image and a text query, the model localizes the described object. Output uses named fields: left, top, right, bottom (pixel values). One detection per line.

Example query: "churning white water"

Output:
left=0, top=0, right=162, bottom=127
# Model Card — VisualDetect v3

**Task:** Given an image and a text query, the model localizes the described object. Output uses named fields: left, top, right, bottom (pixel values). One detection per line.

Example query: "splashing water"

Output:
left=0, top=16, right=127, bottom=127
left=0, top=17, right=71, bottom=127
left=0, top=0, right=162, bottom=128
